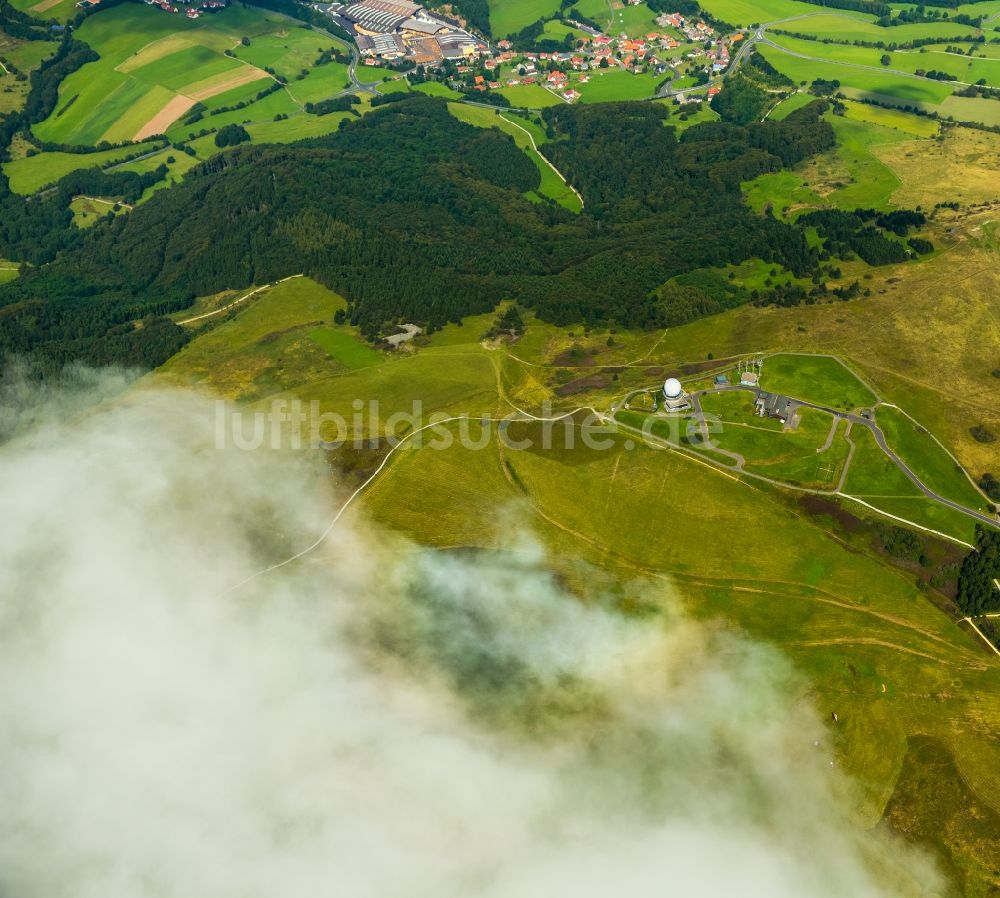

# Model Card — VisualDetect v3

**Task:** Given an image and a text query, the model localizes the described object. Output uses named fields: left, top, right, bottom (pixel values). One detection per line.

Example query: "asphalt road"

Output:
left=614, top=383, right=998, bottom=531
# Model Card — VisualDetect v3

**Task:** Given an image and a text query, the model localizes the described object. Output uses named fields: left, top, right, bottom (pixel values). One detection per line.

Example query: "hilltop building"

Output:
left=662, top=377, right=691, bottom=411
left=755, top=392, right=791, bottom=423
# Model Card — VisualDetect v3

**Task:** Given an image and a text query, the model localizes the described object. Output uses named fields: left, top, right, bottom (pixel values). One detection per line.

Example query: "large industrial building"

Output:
left=331, top=0, right=481, bottom=63
left=343, top=0, right=422, bottom=33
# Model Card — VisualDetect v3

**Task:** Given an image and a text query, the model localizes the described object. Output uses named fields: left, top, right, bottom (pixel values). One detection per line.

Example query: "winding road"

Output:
left=613, top=382, right=998, bottom=538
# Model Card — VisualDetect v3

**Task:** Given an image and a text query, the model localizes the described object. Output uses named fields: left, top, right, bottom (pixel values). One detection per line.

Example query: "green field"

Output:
left=0, top=37, right=39, bottom=115
left=497, top=82, right=564, bottom=108
left=232, top=30, right=353, bottom=105
left=601, top=2, right=659, bottom=37
left=489, top=0, right=562, bottom=37
left=844, top=423, right=930, bottom=497
left=768, top=90, right=818, bottom=120
left=839, top=99, right=939, bottom=137
left=742, top=169, right=821, bottom=216
left=757, top=44, right=956, bottom=106
left=448, top=103, right=582, bottom=212
left=114, top=145, right=204, bottom=203
left=576, top=69, right=661, bottom=103
left=30, top=4, right=283, bottom=147
left=158, top=277, right=360, bottom=400
left=0, top=263, right=19, bottom=285
left=244, top=108, right=356, bottom=142
left=840, top=427, right=977, bottom=542
left=778, top=12, right=980, bottom=43
left=69, top=194, right=128, bottom=228
left=770, top=32, right=1000, bottom=90
left=2, top=143, right=160, bottom=195
left=700, top=391, right=851, bottom=486
left=0, top=34, right=55, bottom=71
left=876, top=406, right=988, bottom=511
left=565, top=0, right=671, bottom=35
left=699, top=0, right=871, bottom=26
left=308, top=327, right=383, bottom=369
left=743, top=112, right=909, bottom=216
left=541, top=19, right=588, bottom=41
left=761, top=353, right=877, bottom=410
left=661, top=99, right=721, bottom=131
left=9, top=0, right=78, bottom=22
left=166, top=87, right=300, bottom=143
left=939, top=93, right=1000, bottom=126
left=411, top=80, right=464, bottom=99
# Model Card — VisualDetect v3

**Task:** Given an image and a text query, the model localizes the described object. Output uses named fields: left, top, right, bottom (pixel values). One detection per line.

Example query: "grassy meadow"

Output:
left=744, top=111, right=910, bottom=217
left=770, top=32, right=1000, bottom=88
left=68, top=194, right=128, bottom=228
left=699, top=0, right=871, bottom=25
left=779, top=13, right=980, bottom=43
left=9, top=0, right=79, bottom=23
left=876, top=405, right=989, bottom=512
left=757, top=44, right=956, bottom=107
left=488, top=0, right=562, bottom=37
left=2, top=143, right=162, bottom=195
left=145, top=229, right=1000, bottom=891
left=761, top=353, right=877, bottom=411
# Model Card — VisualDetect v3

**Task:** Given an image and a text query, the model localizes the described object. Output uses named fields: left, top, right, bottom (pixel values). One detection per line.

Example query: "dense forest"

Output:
left=957, top=526, right=1000, bottom=615
left=0, top=1, right=930, bottom=370
left=0, top=96, right=856, bottom=364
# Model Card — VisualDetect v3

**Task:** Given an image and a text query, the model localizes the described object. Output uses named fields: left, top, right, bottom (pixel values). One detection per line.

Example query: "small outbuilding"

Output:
left=754, top=392, right=791, bottom=423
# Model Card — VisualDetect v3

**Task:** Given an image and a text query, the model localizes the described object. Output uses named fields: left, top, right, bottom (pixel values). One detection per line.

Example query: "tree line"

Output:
left=0, top=81, right=931, bottom=368
left=0, top=95, right=847, bottom=362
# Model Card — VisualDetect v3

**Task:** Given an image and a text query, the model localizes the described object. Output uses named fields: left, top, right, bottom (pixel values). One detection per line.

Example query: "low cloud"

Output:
left=0, top=374, right=940, bottom=898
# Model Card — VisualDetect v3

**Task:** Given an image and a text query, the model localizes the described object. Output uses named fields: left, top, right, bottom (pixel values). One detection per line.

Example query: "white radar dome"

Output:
left=663, top=377, right=683, bottom=399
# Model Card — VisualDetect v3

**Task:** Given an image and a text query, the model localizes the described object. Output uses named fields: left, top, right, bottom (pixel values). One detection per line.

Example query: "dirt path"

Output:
left=134, top=95, right=196, bottom=141
left=498, top=113, right=584, bottom=209
left=74, top=195, right=134, bottom=210
left=225, top=405, right=599, bottom=594
left=178, top=274, right=303, bottom=325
